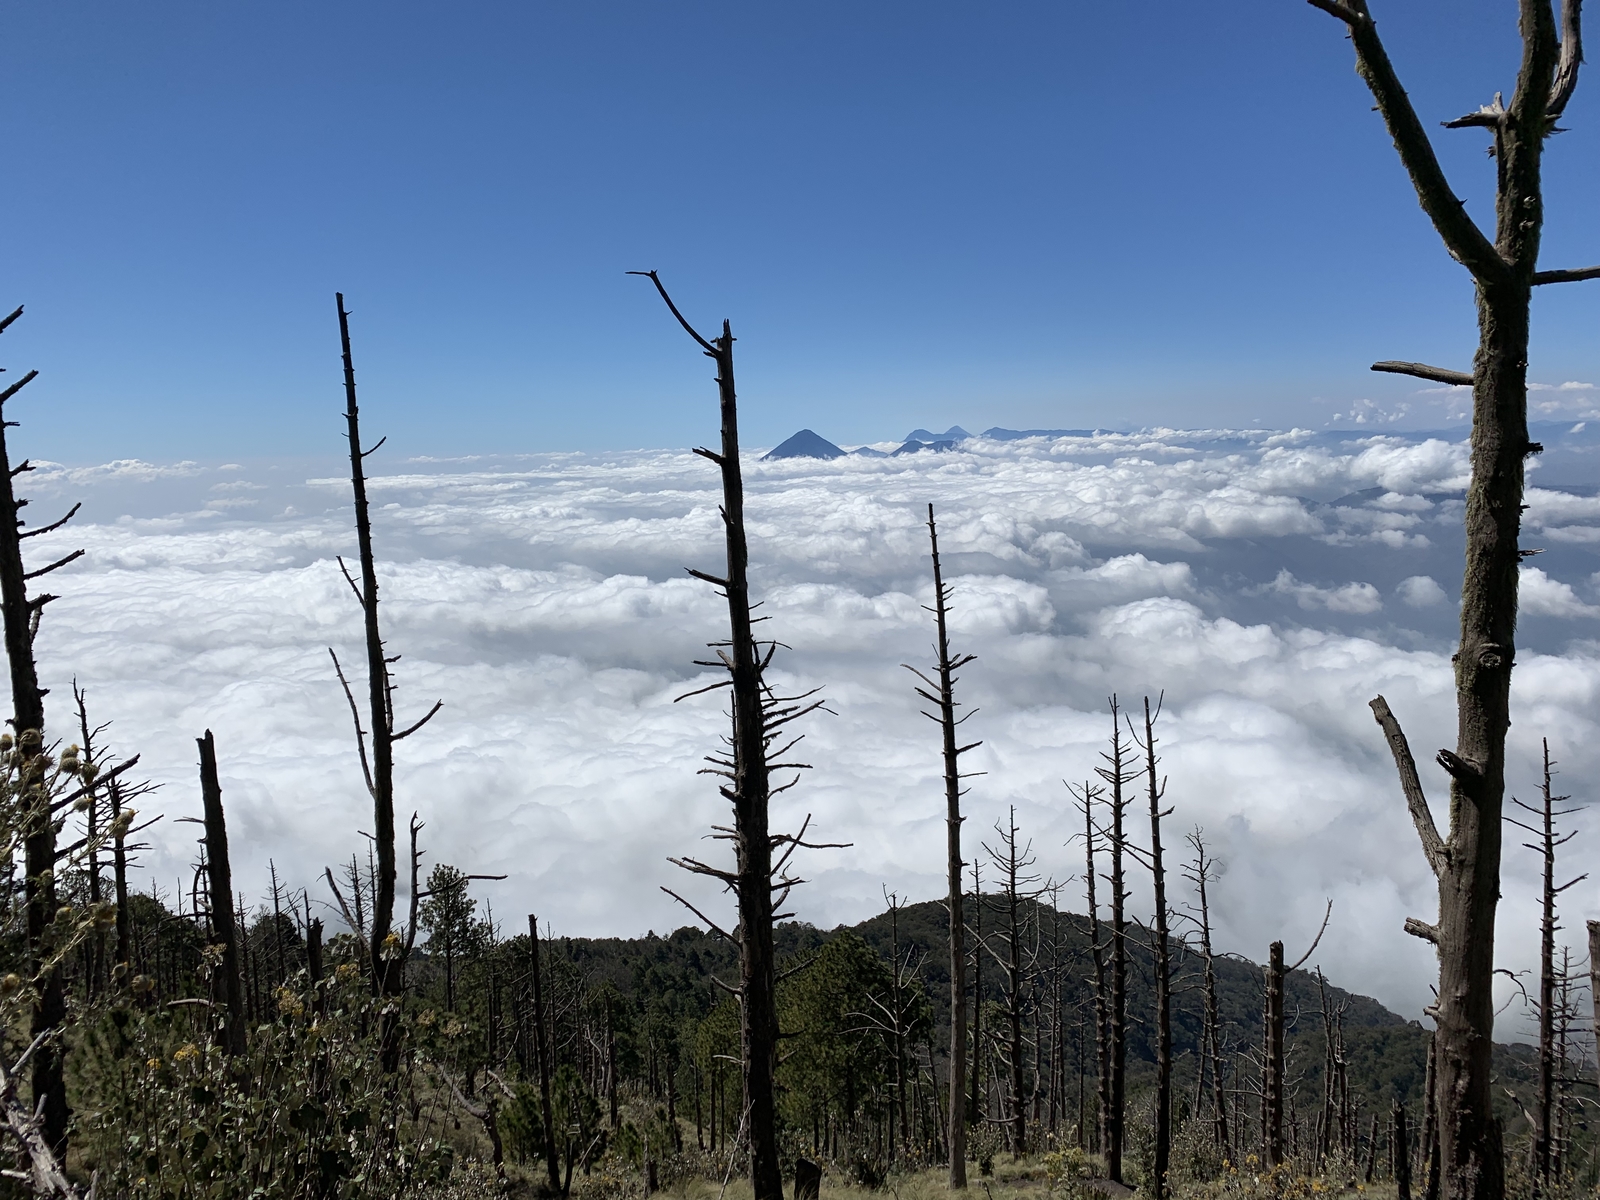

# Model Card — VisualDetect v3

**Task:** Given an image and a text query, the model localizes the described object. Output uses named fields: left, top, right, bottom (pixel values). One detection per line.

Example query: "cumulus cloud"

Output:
left=1256, top=570, right=1384, bottom=614
left=1519, top=567, right=1600, bottom=618
left=15, top=426, right=1600, bottom=1028
left=1396, top=576, right=1447, bottom=608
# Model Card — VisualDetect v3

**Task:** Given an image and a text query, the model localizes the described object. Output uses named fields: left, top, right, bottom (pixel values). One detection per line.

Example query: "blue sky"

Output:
left=5, top=0, right=1600, bottom=459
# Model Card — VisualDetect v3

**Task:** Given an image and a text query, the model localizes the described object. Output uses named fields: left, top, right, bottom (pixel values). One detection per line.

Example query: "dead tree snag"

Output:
left=1304, top=2, right=1593, bottom=1195
left=634, top=270, right=831, bottom=1200
left=0, top=305, right=81, bottom=1157
left=331, top=293, right=442, bottom=1070
left=198, top=730, right=246, bottom=1056
left=904, top=503, right=980, bottom=1188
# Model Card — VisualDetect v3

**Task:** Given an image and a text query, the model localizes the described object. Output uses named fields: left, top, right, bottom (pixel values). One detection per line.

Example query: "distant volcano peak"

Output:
left=904, top=425, right=970, bottom=443
left=762, top=429, right=846, bottom=460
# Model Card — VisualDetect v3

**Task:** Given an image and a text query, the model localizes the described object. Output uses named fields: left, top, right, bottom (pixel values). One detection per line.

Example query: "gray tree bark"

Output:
left=198, top=731, right=246, bottom=1056
left=1307, top=4, right=1592, bottom=1198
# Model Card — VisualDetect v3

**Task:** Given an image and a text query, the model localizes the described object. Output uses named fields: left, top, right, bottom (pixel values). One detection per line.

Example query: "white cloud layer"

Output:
left=16, top=426, right=1600, bottom=1034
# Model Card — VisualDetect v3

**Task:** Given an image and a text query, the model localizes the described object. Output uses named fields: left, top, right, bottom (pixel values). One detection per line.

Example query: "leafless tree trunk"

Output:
left=1421, top=1032, right=1441, bottom=1200
left=981, top=807, right=1044, bottom=1159
left=0, top=305, right=81, bottom=1157
left=529, top=914, right=562, bottom=1195
left=1133, top=698, right=1173, bottom=1200
left=905, top=504, right=979, bottom=1187
left=1074, top=782, right=1111, bottom=1161
left=969, top=859, right=984, bottom=1126
left=331, top=293, right=440, bottom=1070
left=198, top=731, right=246, bottom=1056
left=1587, top=921, right=1600, bottom=1094
left=1095, top=697, right=1136, bottom=1183
left=1262, top=941, right=1285, bottom=1167
left=1306, top=4, right=1594, bottom=1197
left=1396, top=1101, right=1413, bottom=1200
left=1508, top=738, right=1583, bottom=1195
left=636, top=271, right=828, bottom=1200
left=1185, top=829, right=1230, bottom=1156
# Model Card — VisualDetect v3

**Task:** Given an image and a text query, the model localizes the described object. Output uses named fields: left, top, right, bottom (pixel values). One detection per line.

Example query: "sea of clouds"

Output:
left=20, top=424, right=1600, bottom=1027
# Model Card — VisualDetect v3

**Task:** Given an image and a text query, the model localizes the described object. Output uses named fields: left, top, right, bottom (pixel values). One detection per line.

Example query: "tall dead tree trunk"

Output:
left=1306, top=4, right=1594, bottom=1198
left=198, top=731, right=246, bottom=1056
left=1508, top=738, right=1583, bottom=1196
left=1074, top=782, right=1111, bottom=1161
left=1396, top=1101, right=1413, bottom=1200
left=636, top=271, right=827, bottom=1200
left=1263, top=941, right=1285, bottom=1168
left=1135, top=698, right=1173, bottom=1200
left=905, top=504, right=980, bottom=1188
left=331, top=293, right=440, bottom=1070
left=0, top=305, right=81, bottom=1158
left=981, top=807, right=1044, bottom=1159
left=1185, top=829, right=1230, bottom=1156
left=529, top=914, right=562, bottom=1196
left=969, top=860, right=983, bottom=1126
left=1094, top=697, right=1136, bottom=1183
left=1587, top=922, right=1600, bottom=1094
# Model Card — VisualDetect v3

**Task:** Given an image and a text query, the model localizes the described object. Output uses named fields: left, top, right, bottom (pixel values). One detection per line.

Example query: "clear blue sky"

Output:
left=5, top=1, right=1600, bottom=459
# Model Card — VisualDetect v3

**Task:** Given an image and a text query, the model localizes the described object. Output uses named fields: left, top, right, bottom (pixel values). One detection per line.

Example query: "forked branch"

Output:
left=1306, top=0, right=1509, bottom=283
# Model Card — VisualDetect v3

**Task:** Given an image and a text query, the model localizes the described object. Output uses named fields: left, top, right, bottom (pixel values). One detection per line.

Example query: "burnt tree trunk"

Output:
left=530, top=914, right=562, bottom=1195
left=1095, top=697, right=1135, bottom=1183
left=337, top=293, right=398, bottom=1006
left=1187, top=831, right=1230, bottom=1155
left=198, top=731, right=246, bottom=1056
left=1140, top=698, right=1172, bottom=1200
left=0, top=306, right=80, bottom=1157
left=637, top=272, right=823, bottom=1200
left=1513, top=738, right=1582, bottom=1196
left=333, top=294, right=439, bottom=1071
left=1079, top=785, right=1112, bottom=1161
left=1263, top=941, right=1285, bottom=1167
left=906, top=504, right=979, bottom=1187
left=1308, top=4, right=1594, bottom=1198
left=1396, top=1101, right=1413, bottom=1200
left=1587, top=921, right=1600, bottom=1094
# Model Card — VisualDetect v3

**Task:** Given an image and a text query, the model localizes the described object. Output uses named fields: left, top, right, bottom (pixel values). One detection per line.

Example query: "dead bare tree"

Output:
left=903, top=503, right=980, bottom=1188
left=0, top=304, right=83, bottom=1158
left=1588, top=921, right=1600, bottom=1094
left=633, top=270, right=832, bottom=1200
left=1123, top=697, right=1173, bottom=1200
left=1303, top=2, right=1593, bottom=1195
left=1506, top=738, right=1584, bottom=1195
left=1070, top=780, right=1112, bottom=1159
left=198, top=731, right=246, bottom=1056
left=1094, top=696, right=1137, bottom=1183
left=1183, top=829, right=1230, bottom=1156
left=329, top=293, right=442, bottom=1069
left=1263, top=903, right=1331, bottom=1167
left=980, top=806, right=1047, bottom=1158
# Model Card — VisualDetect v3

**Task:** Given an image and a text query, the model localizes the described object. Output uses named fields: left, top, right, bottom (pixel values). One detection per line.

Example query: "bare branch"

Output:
left=628, top=270, right=718, bottom=354
left=1533, top=264, right=1600, bottom=284
left=22, top=550, right=83, bottom=581
left=1371, top=361, right=1474, bottom=387
left=329, top=648, right=375, bottom=798
left=1288, top=899, right=1334, bottom=972
left=1405, top=917, right=1441, bottom=944
left=1369, top=695, right=1449, bottom=876
left=660, top=886, right=737, bottom=944
left=0, top=370, right=39, bottom=408
left=1550, top=0, right=1585, bottom=118
left=18, top=504, right=80, bottom=541
left=392, top=700, right=443, bottom=741
left=1308, top=3, right=1509, bottom=282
